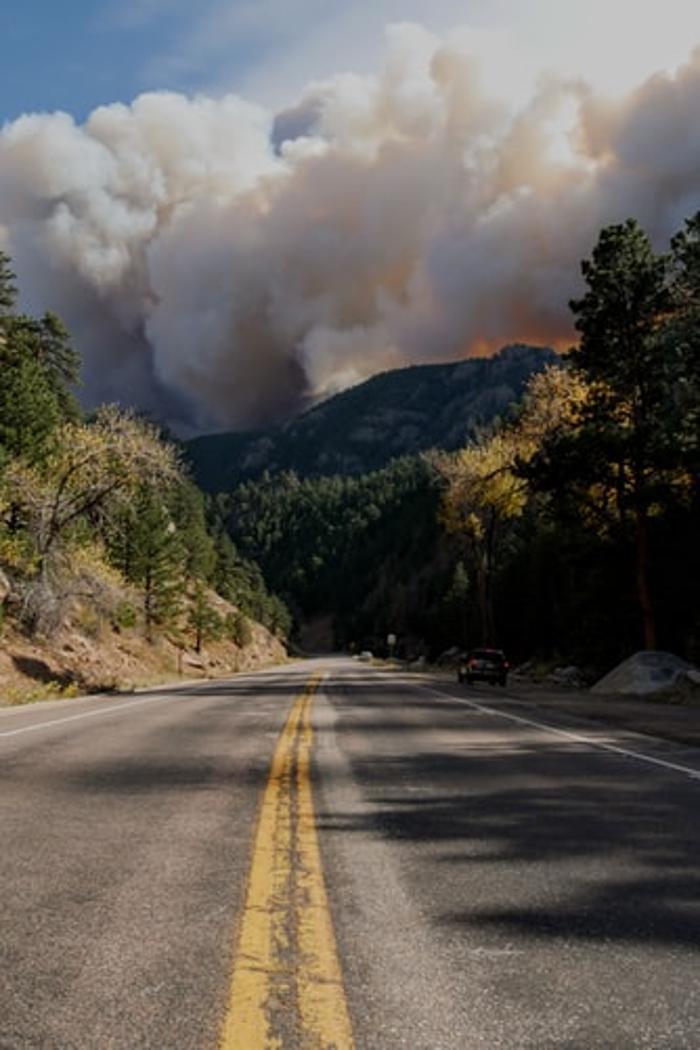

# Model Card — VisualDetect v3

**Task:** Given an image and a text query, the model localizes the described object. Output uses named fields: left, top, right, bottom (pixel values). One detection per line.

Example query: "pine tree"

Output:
left=126, top=490, right=185, bottom=641
left=669, top=212, right=700, bottom=477
left=169, top=481, right=216, bottom=583
left=188, top=581, right=223, bottom=652
left=568, top=220, right=680, bottom=649
left=0, top=352, right=63, bottom=467
left=211, top=524, right=242, bottom=603
left=0, top=254, right=80, bottom=466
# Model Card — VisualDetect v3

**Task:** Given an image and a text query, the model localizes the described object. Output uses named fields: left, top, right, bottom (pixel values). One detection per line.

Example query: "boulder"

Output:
left=591, top=651, right=697, bottom=697
left=547, top=665, right=586, bottom=687
left=668, top=671, right=700, bottom=704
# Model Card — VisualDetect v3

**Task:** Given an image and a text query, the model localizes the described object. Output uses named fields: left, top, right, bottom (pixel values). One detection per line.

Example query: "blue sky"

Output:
left=0, top=1, right=234, bottom=121
left=3, top=1, right=698, bottom=126
left=0, top=2, right=480, bottom=122
left=0, top=1, right=387, bottom=121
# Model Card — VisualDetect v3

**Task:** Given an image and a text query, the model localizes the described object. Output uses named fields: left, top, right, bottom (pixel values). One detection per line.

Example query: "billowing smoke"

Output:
left=1, top=24, right=699, bottom=432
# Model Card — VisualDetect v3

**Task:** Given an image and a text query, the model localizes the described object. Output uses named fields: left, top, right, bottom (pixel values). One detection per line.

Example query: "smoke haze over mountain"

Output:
left=1, top=24, right=699, bottom=432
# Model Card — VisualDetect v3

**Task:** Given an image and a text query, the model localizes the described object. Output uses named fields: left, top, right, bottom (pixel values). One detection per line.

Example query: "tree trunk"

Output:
left=483, top=512, right=497, bottom=645
left=475, top=559, right=489, bottom=646
left=144, top=567, right=154, bottom=643
left=634, top=506, right=656, bottom=649
left=483, top=571, right=495, bottom=645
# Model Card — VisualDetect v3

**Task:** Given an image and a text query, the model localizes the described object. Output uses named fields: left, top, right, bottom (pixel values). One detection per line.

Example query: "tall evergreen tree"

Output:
left=0, top=254, right=80, bottom=465
left=121, top=489, right=185, bottom=641
left=0, top=353, right=63, bottom=467
left=169, top=480, right=216, bottom=583
left=188, top=581, right=223, bottom=652
left=669, top=212, right=700, bottom=477
left=568, top=219, right=678, bottom=649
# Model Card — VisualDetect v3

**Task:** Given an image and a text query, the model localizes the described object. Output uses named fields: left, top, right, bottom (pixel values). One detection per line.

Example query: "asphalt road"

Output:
left=2, top=659, right=700, bottom=1048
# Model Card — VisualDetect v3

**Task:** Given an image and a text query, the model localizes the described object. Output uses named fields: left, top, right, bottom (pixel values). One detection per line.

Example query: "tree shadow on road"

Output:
left=316, top=676, right=700, bottom=954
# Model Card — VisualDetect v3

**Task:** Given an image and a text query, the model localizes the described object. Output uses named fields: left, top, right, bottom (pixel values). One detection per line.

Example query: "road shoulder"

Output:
left=401, top=670, right=700, bottom=749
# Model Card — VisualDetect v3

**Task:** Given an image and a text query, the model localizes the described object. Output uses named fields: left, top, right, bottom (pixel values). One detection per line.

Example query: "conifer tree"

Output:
left=188, top=581, right=223, bottom=652
left=569, top=219, right=679, bottom=649
left=115, top=488, right=185, bottom=641
left=210, top=524, right=242, bottom=603
left=669, top=212, right=700, bottom=476
left=0, top=254, right=80, bottom=466
left=169, top=481, right=216, bottom=583
left=0, top=354, right=62, bottom=467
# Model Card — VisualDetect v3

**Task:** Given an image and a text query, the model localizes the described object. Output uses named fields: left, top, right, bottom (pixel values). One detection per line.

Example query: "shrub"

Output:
left=4, top=680, right=80, bottom=706
left=227, top=610, right=253, bottom=648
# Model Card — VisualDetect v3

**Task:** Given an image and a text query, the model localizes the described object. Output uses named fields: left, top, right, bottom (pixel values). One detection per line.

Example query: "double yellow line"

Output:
left=220, top=675, right=354, bottom=1049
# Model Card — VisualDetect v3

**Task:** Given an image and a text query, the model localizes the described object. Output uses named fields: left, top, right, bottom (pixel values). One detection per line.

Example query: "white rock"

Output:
left=591, top=651, right=696, bottom=697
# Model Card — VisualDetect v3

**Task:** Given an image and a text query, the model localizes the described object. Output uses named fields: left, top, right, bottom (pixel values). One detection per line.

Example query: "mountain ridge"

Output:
left=186, top=344, right=559, bottom=491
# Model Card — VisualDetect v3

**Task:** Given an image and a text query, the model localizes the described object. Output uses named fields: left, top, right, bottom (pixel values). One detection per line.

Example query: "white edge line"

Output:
left=0, top=693, right=179, bottom=739
left=0, top=665, right=317, bottom=739
left=423, top=685, right=700, bottom=783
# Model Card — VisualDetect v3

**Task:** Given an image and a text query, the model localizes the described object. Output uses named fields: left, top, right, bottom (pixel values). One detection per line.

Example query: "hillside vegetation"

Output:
left=3, top=213, right=698, bottom=682
left=0, top=254, right=289, bottom=701
left=218, top=216, right=700, bottom=673
left=217, top=458, right=445, bottom=651
left=187, top=344, right=557, bottom=491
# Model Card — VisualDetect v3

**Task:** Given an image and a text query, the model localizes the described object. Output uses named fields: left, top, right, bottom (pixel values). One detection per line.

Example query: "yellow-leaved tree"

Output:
left=432, top=431, right=526, bottom=645
left=1, top=405, right=181, bottom=633
left=432, top=364, right=589, bottom=644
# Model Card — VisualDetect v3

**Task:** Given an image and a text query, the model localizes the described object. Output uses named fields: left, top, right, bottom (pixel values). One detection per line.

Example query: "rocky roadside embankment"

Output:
left=0, top=597, right=287, bottom=707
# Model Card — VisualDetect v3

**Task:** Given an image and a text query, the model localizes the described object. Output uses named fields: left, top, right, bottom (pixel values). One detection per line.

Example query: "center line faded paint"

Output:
left=219, top=675, right=354, bottom=1049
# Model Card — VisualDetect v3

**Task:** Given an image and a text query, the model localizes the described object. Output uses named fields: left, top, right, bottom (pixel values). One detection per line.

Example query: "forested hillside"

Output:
left=187, top=344, right=557, bottom=491
left=0, top=254, right=289, bottom=699
left=220, top=216, right=700, bottom=672
left=216, top=458, right=447, bottom=650
left=4, top=211, right=698, bottom=680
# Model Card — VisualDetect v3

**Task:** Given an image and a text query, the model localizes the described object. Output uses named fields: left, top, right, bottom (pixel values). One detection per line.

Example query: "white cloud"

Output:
left=187, top=0, right=700, bottom=108
left=125, top=0, right=700, bottom=115
left=0, top=14, right=699, bottom=432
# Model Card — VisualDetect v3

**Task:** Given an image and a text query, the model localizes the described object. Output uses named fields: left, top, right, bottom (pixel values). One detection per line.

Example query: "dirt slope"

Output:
left=0, top=598, right=286, bottom=706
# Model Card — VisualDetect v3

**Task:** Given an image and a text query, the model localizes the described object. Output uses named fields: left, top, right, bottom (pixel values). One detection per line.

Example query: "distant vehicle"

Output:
left=357, top=650, right=373, bottom=662
left=458, top=649, right=509, bottom=686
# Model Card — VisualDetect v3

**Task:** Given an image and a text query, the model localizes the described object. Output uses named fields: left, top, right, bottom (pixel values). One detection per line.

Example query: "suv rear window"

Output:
left=470, top=650, right=505, bottom=662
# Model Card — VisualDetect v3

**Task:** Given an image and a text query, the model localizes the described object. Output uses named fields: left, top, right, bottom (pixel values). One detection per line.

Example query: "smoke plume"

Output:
left=1, top=25, right=699, bottom=432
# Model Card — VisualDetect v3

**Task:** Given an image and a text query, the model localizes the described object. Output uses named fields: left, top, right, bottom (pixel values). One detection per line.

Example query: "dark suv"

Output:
left=458, top=648, right=509, bottom=686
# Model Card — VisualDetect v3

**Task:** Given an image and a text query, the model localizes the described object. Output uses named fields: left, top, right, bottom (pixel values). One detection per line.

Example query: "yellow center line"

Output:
left=219, top=675, right=354, bottom=1050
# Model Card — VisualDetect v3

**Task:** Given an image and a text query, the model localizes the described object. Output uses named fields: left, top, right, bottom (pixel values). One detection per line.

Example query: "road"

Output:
left=2, top=658, right=700, bottom=1048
